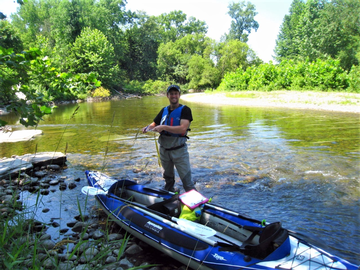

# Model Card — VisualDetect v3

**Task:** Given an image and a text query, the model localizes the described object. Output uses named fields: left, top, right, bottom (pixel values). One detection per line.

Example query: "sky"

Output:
left=1, top=0, right=293, bottom=63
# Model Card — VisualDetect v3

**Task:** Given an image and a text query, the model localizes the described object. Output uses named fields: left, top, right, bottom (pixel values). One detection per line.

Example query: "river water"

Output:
left=1, top=96, right=359, bottom=265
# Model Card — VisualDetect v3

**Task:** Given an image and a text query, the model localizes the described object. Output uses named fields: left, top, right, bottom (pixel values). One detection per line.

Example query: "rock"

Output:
left=52, top=222, right=60, bottom=228
left=0, top=152, right=66, bottom=180
left=47, top=164, right=61, bottom=171
left=60, top=228, right=69, bottom=234
left=72, top=265, right=89, bottom=270
left=125, top=243, right=143, bottom=256
left=119, top=258, right=134, bottom=269
left=57, top=261, right=74, bottom=270
left=40, top=189, right=50, bottom=195
left=34, top=171, right=47, bottom=178
left=92, top=229, right=104, bottom=240
left=108, top=233, right=123, bottom=241
left=40, top=234, right=51, bottom=241
left=40, top=239, right=56, bottom=250
left=0, top=130, right=42, bottom=143
left=49, top=179, right=60, bottom=185
left=68, top=182, right=77, bottom=189
left=80, top=247, right=99, bottom=263
left=0, top=158, right=33, bottom=179
left=105, top=255, right=117, bottom=264
left=20, top=152, right=66, bottom=167
left=42, top=257, right=57, bottom=269
left=72, top=222, right=88, bottom=233
left=66, top=221, right=77, bottom=227
left=59, top=183, right=67, bottom=190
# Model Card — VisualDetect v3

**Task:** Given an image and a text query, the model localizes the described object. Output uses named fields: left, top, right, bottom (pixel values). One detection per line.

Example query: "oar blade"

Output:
left=176, top=219, right=216, bottom=238
left=81, top=186, right=106, bottom=196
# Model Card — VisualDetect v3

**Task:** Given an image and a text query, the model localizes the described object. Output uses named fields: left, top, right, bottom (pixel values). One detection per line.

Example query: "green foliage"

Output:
left=155, top=10, right=208, bottom=43
left=218, top=58, right=352, bottom=92
left=122, top=16, right=161, bottom=81
left=275, top=0, right=360, bottom=71
left=0, top=20, right=23, bottom=53
left=142, top=80, right=170, bottom=94
left=226, top=1, right=259, bottom=42
left=157, top=34, right=210, bottom=84
left=67, top=27, right=120, bottom=89
left=0, top=45, right=100, bottom=127
left=187, top=54, right=220, bottom=89
left=216, top=39, right=259, bottom=77
left=347, top=65, right=360, bottom=93
left=92, top=86, right=111, bottom=98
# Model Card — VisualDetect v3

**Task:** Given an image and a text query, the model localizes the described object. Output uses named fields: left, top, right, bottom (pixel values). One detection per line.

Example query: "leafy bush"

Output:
left=347, top=65, right=360, bottom=93
left=142, top=80, right=170, bottom=94
left=218, top=58, right=352, bottom=92
left=92, top=86, right=111, bottom=98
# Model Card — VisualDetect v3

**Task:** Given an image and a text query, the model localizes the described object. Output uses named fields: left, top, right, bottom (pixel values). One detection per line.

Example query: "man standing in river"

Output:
left=142, top=85, right=196, bottom=192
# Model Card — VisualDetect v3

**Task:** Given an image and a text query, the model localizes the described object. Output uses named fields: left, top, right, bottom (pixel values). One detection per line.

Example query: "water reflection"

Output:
left=0, top=96, right=359, bottom=264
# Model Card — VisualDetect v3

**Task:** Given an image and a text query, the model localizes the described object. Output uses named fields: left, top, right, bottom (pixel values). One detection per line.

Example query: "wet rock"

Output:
left=125, top=243, right=143, bottom=256
left=119, top=258, right=134, bottom=269
left=34, top=171, right=47, bottom=178
left=0, top=130, right=42, bottom=143
left=92, top=229, right=104, bottom=240
left=60, top=228, right=69, bottom=234
left=40, top=234, right=51, bottom=241
left=72, top=265, right=89, bottom=270
left=43, top=257, right=57, bottom=269
left=52, top=222, right=60, bottom=227
left=57, top=261, right=74, bottom=270
left=108, top=233, right=123, bottom=241
left=49, top=179, right=60, bottom=185
left=0, top=158, right=33, bottom=179
left=21, top=152, right=66, bottom=167
left=40, top=239, right=56, bottom=250
left=40, top=189, right=50, bottom=195
left=80, top=247, right=99, bottom=263
left=105, top=255, right=117, bottom=264
left=48, top=164, right=61, bottom=171
left=68, top=182, right=77, bottom=189
left=72, top=222, right=88, bottom=233
left=67, top=221, right=77, bottom=227
left=59, top=183, right=67, bottom=191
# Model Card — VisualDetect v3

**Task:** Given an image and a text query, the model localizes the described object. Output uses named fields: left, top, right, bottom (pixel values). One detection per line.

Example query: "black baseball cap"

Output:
left=167, top=85, right=181, bottom=93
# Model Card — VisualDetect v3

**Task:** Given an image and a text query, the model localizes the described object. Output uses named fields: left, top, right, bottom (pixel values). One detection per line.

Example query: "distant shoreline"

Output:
left=181, top=91, right=360, bottom=114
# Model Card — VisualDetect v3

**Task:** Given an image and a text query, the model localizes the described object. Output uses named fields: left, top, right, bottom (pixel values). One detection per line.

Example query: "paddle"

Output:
left=81, top=186, right=217, bottom=239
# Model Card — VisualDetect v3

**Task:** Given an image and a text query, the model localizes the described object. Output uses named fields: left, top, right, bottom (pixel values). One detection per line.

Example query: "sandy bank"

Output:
left=181, top=91, right=360, bottom=114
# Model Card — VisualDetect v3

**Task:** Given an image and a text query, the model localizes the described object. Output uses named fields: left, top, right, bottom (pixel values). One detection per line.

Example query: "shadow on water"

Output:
left=1, top=96, right=359, bottom=264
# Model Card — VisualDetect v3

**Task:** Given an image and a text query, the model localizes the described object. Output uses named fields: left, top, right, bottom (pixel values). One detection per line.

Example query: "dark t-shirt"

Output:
left=153, top=104, right=193, bottom=125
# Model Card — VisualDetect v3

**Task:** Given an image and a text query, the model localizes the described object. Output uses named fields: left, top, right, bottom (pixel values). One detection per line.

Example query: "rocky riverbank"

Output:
left=0, top=153, right=185, bottom=269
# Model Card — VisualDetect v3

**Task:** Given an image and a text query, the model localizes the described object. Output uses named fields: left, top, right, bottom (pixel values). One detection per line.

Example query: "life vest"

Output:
left=160, top=105, right=189, bottom=137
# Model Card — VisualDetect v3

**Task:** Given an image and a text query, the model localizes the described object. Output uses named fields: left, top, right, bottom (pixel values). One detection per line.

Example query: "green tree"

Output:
left=275, top=0, right=360, bottom=70
left=226, top=1, right=259, bottom=42
left=187, top=54, right=220, bottom=89
left=0, top=20, right=23, bottom=53
left=216, top=39, right=260, bottom=78
left=122, top=14, right=161, bottom=81
left=157, top=34, right=210, bottom=84
left=67, top=27, right=121, bottom=88
left=155, top=10, right=208, bottom=43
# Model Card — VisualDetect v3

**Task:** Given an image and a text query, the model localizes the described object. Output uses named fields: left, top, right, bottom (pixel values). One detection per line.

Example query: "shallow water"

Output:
left=1, top=96, right=359, bottom=265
